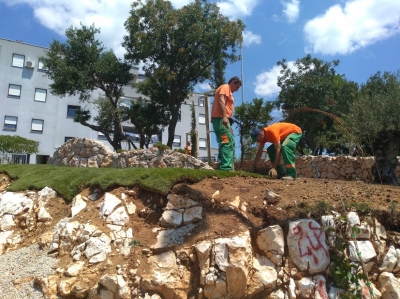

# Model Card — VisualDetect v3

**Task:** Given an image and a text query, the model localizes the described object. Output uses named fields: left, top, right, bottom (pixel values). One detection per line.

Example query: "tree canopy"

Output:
left=41, top=24, right=168, bottom=151
left=274, top=54, right=358, bottom=155
left=0, top=135, right=39, bottom=154
left=123, top=0, right=244, bottom=148
left=233, top=98, right=273, bottom=161
left=347, top=70, right=400, bottom=143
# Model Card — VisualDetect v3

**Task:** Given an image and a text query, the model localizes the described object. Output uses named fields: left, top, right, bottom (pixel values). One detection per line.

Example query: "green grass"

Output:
left=0, top=165, right=259, bottom=201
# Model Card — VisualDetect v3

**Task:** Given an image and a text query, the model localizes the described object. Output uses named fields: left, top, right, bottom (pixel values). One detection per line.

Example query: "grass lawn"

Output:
left=0, top=165, right=256, bottom=201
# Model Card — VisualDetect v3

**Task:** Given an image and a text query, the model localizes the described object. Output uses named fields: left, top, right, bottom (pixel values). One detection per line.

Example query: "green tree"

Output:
left=123, top=0, right=244, bottom=148
left=40, top=24, right=135, bottom=151
left=233, top=98, right=274, bottom=161
left=190, top=102, right=198, bottom=158
left=346, top=70, right=400, bottom=185
left=0, top=135, right=39, bottom=153
left=274, top=54, right=358, bottom=155
left=127, top=98, right=171, bottom=149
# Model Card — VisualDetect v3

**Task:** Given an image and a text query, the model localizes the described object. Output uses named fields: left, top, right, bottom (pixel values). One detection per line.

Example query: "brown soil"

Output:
left=1, top=173, right=400, bottom=279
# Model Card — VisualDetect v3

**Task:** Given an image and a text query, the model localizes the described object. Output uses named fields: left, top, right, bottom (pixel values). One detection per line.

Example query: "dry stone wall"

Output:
left=47, top=138, right=214, bottom=170
left=222, top=156, right=400, bottom=182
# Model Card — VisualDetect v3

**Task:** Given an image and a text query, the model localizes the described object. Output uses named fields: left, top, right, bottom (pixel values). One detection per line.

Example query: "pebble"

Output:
left=0, top=244, right=58, bottom=299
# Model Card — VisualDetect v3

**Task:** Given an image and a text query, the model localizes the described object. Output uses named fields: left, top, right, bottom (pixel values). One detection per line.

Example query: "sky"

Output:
left=0, top=0, right=399, bottom=151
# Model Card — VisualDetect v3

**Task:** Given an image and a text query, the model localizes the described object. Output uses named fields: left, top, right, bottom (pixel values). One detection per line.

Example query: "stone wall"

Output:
left=213, top=156, right=400, bottom=182
left=47, top=138, right=213, bottom=170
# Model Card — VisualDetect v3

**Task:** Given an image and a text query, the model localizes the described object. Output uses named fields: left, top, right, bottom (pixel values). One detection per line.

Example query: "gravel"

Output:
left=0, top=244, right=59, bottom=299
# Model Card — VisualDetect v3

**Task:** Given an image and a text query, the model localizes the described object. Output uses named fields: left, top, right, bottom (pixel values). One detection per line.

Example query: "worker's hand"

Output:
left=222, top=116, right=229, bottom=127
left=268, top=168, right=278, bottom=178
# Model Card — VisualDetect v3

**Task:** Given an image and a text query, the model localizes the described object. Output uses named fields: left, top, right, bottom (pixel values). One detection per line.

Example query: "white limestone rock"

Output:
left=287, top=219, right=330, bottom=274
left=257, top=225, right=285, bottom=266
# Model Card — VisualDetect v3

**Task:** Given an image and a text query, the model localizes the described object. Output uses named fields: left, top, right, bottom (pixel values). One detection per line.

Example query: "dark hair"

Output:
left=228, top=76, right=242, bottom=85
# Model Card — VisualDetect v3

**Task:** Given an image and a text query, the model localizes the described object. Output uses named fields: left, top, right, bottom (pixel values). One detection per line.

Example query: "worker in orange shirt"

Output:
left=211, top=76, right=242, bottom=171
left=251, top=122, right=302, bottom=180
left=184, top=141, right=192, bottom=155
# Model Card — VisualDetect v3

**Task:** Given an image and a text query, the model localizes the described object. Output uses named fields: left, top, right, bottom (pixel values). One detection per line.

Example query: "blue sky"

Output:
left=1, top=0, right=398, bottom=104
left=0, top=0, right=399, bottom=152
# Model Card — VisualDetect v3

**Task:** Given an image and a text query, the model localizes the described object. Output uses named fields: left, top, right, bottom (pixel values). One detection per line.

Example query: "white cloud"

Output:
left=254, top=61, right=296, bottom=97
left=3, top=0, right=261, bottom=59
left=281, top=0, right=300, bottom=23
left=304, top=0, right=400, bottom=55
left=243, top=31, right=261, bottom=47
left=4, top=0, right=133, bottom=57
left=217, top=0, right=260, bottom=19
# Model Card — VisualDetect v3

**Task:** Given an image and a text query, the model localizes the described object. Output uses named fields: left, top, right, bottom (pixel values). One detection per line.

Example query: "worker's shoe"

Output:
left=276, top=165, right=287, bottom=179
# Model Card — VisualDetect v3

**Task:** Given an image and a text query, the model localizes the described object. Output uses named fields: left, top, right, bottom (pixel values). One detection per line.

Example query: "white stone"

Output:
left=71, top=194, right=87, bottom=217
left=126, top=202, right=137, bottom=214
left=347, top=211, right=360, bottom=227
left=159, top=210, right=182, bottom=228
left=99, top=274, right=118, bottom=293
left=99, top=193, right=122, bottom=219
left=117, top=275, right=131, bottom=299
left=247, top=254, right=277, bottom=297
left=229, top=196, right=241, bottom=209
left=0, top=230, right=13, bottom=254
left=106, top=206, right=129, bottom=226
left=348, top=241, right=376, bottom=263
left=287, top=219, right=330, bottom=274
left=37, top=206, right=52, bottom=222
left=313, top=275, right=328, bottom=299
left=296, top=277, right=315, bottom=299
left=65, top=261, right=85, bottom=277
left=0, top=214, right=16, bottom=231
left=380, top=245, right=398, bottom=272
left=266, top=190, right=280, bottom=199
left=38, top=186, right=57, bottom=201
left=288, top=278, right=296, bottom=299
left=84, top=235, right=111, bottom=263
left=393, top=249, right=400, bottom=272
left=256, top=225, right=285, bottom=266
left=379, top=272, right=400, bottom=299
left=375, top=219, right=387, bottom=240
left=183, top=207, right=202, bottom=224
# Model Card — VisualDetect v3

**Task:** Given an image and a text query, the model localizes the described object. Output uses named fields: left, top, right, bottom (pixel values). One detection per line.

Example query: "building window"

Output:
left=98, top=132, right=107, bottom=140
left=34, top=88, right=47, bottom=102
left=38, top=59, right=48, bottom=71
left=199, top=113, right=206, bottom=124
left=199, top=138, right=206, bottom=149
left=65, top=137, right=74, bottom=142
left=173, top=135, right=181, bottom=147
left=12, top=54, right=25, bottom=68
left=198, top=98, right=205, bottom=107
left=31, top=119, right=44, bottom=133
left=67, top=105, right=80, bottom=118
left=4, top=116, right=18, bottom=131
left=178, top=110, right=181, bottom=122
left=8, top=84, right=22, bottom=98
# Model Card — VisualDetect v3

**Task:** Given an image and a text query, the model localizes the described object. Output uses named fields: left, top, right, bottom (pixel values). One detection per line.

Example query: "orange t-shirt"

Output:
left=261, top=123, right=302, bottom=145
left=211, top=84, right=234, bottom=118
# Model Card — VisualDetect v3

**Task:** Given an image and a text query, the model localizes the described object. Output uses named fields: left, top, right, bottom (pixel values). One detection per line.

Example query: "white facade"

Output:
left=0, top=38, right=216, bottom=164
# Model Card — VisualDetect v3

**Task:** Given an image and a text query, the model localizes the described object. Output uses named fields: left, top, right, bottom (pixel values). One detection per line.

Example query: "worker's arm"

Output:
left=218, top=94, right=228, bottom=126
left=271, top=142, right=282, bottom=168
left=252, top=144, right=264, bottom=171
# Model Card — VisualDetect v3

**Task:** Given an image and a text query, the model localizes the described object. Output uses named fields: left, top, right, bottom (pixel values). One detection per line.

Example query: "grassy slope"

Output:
left=0, top=165, right=257, bottom=201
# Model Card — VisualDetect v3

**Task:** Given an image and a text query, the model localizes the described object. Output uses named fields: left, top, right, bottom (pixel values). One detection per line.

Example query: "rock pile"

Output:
left=47, top=138, right=213, bottom=170
left=1, top=185, right=400, bottom=298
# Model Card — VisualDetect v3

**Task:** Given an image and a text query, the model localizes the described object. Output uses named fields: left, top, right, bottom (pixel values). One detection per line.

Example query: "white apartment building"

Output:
left=0, top=38, right=217, bottom=164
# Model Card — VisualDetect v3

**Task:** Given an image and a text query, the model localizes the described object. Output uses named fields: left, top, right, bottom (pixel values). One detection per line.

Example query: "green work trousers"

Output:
left=212, top=118, right=235, bottom=171
left=267, top=133, right=302, bottom=178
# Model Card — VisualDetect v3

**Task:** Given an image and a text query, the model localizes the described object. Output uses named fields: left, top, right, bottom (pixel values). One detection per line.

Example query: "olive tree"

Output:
left=123, top=0, right=244, bottom=148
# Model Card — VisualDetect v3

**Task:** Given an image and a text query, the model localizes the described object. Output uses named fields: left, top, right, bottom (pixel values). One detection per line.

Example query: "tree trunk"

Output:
left=371, top=130, right=400, bottom=186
